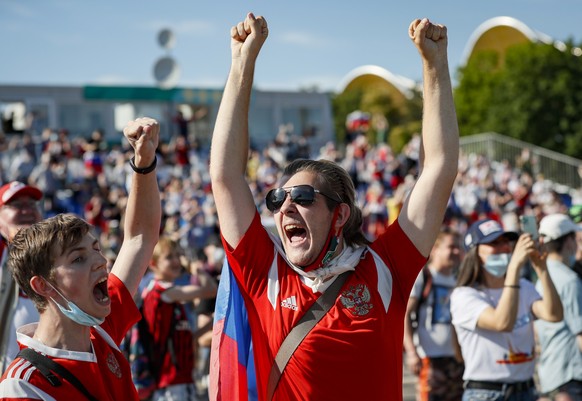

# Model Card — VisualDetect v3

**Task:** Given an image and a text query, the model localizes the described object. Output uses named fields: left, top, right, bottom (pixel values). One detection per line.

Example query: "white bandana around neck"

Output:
left=267, top=231, right=366, bottom=293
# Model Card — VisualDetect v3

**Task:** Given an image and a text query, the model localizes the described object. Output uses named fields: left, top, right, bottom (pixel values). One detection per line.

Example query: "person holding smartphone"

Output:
left=451, top=218, right=562, bottom=401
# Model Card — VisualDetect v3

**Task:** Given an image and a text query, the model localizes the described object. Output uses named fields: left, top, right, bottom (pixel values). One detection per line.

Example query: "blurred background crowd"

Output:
left=1, top=113, right=581, bottom=399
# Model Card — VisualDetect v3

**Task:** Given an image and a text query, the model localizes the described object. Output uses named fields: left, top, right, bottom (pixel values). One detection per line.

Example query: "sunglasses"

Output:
left=265, top=185, right=342, bottom=212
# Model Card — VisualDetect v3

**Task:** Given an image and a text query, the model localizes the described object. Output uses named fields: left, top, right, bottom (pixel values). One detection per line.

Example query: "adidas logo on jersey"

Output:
left=281, top=295, right=298, bottom=311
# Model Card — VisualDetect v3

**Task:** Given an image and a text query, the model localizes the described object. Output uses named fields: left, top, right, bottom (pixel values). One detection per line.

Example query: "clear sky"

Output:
left=1, top=0, right=580, bottom=92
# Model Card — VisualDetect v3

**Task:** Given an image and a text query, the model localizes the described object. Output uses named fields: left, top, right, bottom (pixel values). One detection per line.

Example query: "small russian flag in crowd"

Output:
left=209, top=259, right=257, bottom=401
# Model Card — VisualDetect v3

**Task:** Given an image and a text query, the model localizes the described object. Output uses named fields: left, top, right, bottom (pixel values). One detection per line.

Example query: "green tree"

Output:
left=454, top=50, right=503, bottom=136
left=493, top=40, right=582, bottom=156
left=455, top=40, right=582, bottom=157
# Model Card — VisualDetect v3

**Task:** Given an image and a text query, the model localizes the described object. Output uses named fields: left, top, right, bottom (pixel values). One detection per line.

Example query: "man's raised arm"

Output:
left=398, top=18, right=459, bottom=257
left=209, top=12, right=269, bottom=249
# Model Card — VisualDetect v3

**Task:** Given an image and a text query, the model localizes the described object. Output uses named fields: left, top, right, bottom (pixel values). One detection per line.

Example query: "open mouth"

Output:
left=93, top=276, right=110, bottom=304
left=285, top=224, right=307, bottom=244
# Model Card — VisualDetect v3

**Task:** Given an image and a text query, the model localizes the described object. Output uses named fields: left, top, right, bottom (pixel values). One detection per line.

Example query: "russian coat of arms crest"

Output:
left=341, top=283, right=373, bottom=316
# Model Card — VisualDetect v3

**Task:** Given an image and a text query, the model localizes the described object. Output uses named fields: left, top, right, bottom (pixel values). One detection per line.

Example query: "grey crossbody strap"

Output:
left=266, top=270, right=351, bottom=401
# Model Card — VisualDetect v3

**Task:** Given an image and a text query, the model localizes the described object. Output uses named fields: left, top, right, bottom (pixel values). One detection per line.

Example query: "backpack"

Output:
left=410, top=266, right=433, bottom=330
left=409, top=267, right=465, bottom=362
left=122, top=288, right=176, bottom=401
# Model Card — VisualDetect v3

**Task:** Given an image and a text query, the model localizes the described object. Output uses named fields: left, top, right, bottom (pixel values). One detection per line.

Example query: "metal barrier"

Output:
left=459, top=132, right=582, bottom=190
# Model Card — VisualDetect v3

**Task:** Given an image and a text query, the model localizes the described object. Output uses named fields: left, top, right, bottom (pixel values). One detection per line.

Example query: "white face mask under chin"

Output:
left=46, top=281, right=104, bottom=326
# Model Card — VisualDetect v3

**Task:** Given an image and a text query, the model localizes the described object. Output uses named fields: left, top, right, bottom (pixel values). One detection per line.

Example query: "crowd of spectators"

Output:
left=0, top=120, right=579, bottom=398
left=1, top=122, right=578, bottom=293
left=1, top=123, right=577, bottom=256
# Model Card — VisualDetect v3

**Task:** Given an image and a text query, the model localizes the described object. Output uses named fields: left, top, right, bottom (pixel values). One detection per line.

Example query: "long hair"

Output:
left=281, top=159, right=370, bottom=247
left=456, top=247, right=485, bottom=288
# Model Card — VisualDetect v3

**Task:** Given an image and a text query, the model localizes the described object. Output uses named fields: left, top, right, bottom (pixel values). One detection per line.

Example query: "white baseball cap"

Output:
left=538, top=213, right=582, bottom=241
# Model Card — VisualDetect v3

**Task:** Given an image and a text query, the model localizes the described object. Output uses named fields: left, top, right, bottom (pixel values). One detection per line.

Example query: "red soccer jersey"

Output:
left=223, top=212, right=426, bottom=401
left=0, top=274, right=140, bottom=401
left=141, top=280, right=195, bottom=390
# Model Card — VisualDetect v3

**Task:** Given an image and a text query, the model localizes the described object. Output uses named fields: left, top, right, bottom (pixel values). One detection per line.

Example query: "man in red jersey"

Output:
left=0, top=117, right=161, bottom=401
left=209, top=12, right=458, bottom=401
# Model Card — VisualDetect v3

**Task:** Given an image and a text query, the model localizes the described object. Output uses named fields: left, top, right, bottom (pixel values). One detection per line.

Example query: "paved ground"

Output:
left=403, top=363, right=418, bottom=401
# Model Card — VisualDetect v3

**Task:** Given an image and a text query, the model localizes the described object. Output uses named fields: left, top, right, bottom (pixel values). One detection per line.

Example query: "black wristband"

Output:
left=129, top=156, right=157, bottom=174
left=504, top=284, right=520, bottom=289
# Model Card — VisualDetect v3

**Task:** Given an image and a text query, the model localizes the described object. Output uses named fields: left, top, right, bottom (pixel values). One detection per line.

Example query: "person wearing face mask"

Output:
left=0, top=117, right=161, bottom=401
left=534, top=214, right=582, bottom=401
left=450, top=218, right=562, bottom=401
